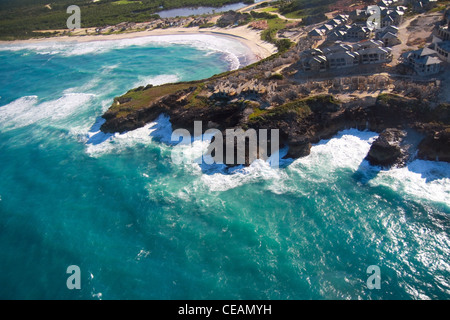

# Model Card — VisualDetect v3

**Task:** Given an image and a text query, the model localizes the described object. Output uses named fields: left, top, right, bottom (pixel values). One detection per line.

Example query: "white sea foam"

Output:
left=0, top=34, right=252, bottom=70
left=84, top=114, right=173, bottom=156
left=132, top=74, right=180, bottom=88
left=369, top=160, right=450, bottom=205
left=0, top=93, right=95, bottom=132
left=190, top=130, right=376, bottom=194
left=191, top=129, right=450, bottom=205
left=289, top=129, right=450, bottom=206
left=291, top=129, right=378, bottom=177
left=84, top=113, right=449, bottom=205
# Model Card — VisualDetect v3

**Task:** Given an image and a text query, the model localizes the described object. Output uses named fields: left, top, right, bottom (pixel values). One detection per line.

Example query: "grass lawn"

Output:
left=112, top=1, right=143, bottom=5
left=259, top=7, right=279, bottom=13
left=283, top=11, right=306, bottom=19
left=260, top=17, right=288, bottom=42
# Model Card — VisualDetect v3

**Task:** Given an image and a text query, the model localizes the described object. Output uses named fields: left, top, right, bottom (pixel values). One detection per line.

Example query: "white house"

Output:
left=435, top=41, right=450, bottom=62
left=412, top=56, right=442, bottom=75
left=346, top=25, right=371, bottom=41
left=358, top=46, right=393, bottom=64
left=326, top=51, right=360, bottom=69
left=380, top=31, right=401, bottom=46
left=401, top=47, right=442, bottom=75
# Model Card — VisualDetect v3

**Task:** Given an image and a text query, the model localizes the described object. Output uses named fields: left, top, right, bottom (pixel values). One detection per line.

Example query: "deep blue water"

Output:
left=0, top=35, right=449, bottom=300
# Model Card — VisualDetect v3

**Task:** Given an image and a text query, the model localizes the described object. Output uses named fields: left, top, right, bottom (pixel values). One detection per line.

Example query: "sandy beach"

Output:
left=0, top=25, right=278, bottom=61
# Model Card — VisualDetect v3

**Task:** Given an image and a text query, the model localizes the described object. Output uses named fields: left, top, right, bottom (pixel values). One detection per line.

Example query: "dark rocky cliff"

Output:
left=100, top=85, right=450, bottom=166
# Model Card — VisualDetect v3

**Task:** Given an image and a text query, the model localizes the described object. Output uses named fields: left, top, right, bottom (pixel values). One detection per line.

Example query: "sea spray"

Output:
left=0, top=36, right=448, bottom=300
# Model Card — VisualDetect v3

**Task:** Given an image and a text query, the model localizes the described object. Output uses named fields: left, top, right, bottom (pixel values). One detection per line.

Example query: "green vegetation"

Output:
left=268, top=73, right=284, bottom=80
left=259, top=7, right=278, bottom=13
left=109, top=81, right=197, bottom=117
left=112, top=1, right=143, bottom=5
left=429, top=4, right=449, bottom=13
left=248, top=106, right=267, bottom=120
left=278, top=0, right=332, bottom=23
left=248, top=95, right=340, bottom=123
left=376, top=93, right=431, bottom=117
left=254, top=14, right=293, bottom=51
left=0, top=0, right=251, bottom=40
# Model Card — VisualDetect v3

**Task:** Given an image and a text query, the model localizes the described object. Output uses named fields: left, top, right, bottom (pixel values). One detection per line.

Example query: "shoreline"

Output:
left=0, top=26, right=278, bottom=62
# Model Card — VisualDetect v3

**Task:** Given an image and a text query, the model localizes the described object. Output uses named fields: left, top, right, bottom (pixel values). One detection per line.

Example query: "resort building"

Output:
left=435, top=41, right=450, bottom=63
left=358, top=46, right=393, bottom=64
left=327, top=51, right=360, bottom=69
left=376, top=26, right=401, bottom=47
left=413, top=55, right=443, bottom=75
left=430, top=11, right=450, bottom=63
left=323, top=43, right=354, bottom=55
left=308, top=15, right=349, bottom=41
left=308, top=29, right=326, bottom=40
left=299, top=49, right=327, bottom=72
left=437, top=22, right=450, bottom=41
left=299, top=40, right=392, bottom=72
left=346, top=25, right=372, bottom=41
left=401, top=47, right=442, bottom=75
left=353, top=39, right=385, bottom=51
left=379, top=31, right=401, bottom=47
left=327, top=28, right=350, bottom=42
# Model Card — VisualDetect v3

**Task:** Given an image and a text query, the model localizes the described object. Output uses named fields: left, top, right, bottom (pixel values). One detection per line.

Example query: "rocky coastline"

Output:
left=100, top=82, right=449, bottom=167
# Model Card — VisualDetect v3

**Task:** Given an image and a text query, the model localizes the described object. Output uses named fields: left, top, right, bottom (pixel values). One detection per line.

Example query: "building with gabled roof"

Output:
left=346, top=24, right=371, bottom=41
left=308, top=29, right=325, bottom=40
left=326, top=51, right=360, bottom=69
left=379, top=31, right=401, bottom=47
left=401, top=47, right=442, bottom=75
left=358, top=46, right=393, bottom=64
left=435, top=41, right=450, bottom=62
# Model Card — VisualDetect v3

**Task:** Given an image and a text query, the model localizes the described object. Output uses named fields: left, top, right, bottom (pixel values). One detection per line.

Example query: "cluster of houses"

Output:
left=308, top=0, right=407, bottom=43
left=307, top=14, right=351, bottom=41
left=299, top=40, right=393, bottom=72
left=305, top=0, right=448, bottom=76
left=400, top=9, right=450, bottom=75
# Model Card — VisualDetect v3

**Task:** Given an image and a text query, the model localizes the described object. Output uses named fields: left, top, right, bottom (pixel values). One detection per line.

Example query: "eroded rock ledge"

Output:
left=100, top=85, right=449, bottom=166
left=365, top=128, right=409, bottom=168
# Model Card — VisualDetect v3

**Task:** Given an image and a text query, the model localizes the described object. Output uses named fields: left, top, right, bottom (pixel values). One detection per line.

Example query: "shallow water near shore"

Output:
left=0, top=36, right=449, bottom=299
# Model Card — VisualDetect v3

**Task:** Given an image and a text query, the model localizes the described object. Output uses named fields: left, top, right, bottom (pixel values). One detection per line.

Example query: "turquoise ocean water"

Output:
left=0, top=35, right=449, bottom=300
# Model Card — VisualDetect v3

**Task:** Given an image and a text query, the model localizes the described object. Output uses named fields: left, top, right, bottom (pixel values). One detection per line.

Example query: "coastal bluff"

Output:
left=100, top=81, right=450, bottom=167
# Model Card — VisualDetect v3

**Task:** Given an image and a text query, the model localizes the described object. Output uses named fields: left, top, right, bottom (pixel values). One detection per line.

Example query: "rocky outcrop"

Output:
left=100, top=87, right=450, bottom=166
left=417, top=129, right=450, bottom=162
left=365, top=128, right=408, bottom=168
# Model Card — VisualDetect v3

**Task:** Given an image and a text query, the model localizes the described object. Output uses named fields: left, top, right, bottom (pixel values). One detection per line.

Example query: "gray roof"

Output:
left=416, top=55, right=442, bottom=66
left=309, top=29, right=324, bottom=36
left=326, top=51, right=359, bottom=59
left=414, top=47, right=438, bottom=57
left=357, top=47, right=390, bottom=55
left=381, top=31, right=399, bottom=39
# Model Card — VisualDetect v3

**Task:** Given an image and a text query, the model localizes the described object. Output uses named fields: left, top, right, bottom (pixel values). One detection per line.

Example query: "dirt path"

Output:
left=391, top=12, right=443, bottom=63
